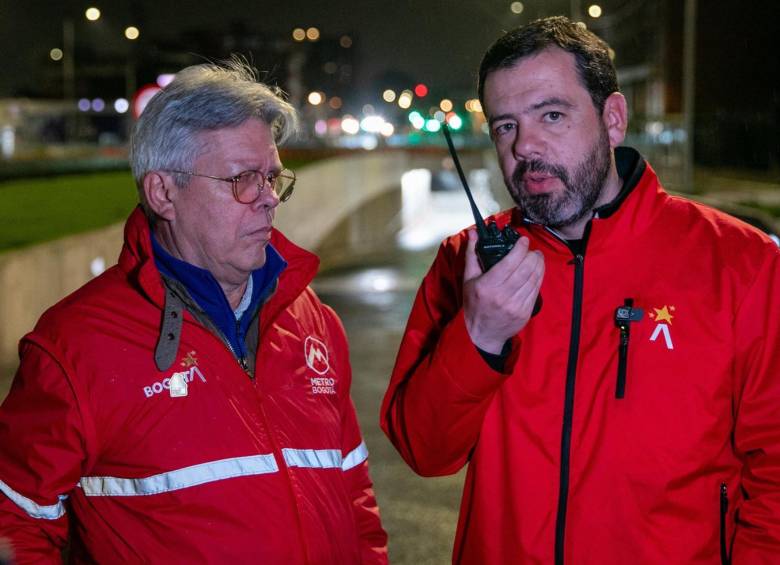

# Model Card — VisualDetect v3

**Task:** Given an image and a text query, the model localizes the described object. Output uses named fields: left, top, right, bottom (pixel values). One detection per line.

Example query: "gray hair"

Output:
left=130, top=56, right=298, bottom=217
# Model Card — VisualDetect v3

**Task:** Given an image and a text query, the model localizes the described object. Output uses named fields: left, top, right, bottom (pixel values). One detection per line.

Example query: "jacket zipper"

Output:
left=615, top=298, right=632, bottom=399
left=554, top=252, right=585, bottom=565
left=720, top=482, right=731, bottom=565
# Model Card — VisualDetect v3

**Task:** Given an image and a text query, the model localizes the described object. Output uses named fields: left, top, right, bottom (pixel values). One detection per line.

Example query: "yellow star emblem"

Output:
left=652, top=305, right=674, bottom=325
left=181, top=351, right=198, bottom=368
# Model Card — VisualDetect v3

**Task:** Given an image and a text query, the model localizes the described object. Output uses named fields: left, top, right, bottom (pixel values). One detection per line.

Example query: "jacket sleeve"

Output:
left=326, top=306, right=388, bottom=565
left=731, top=244, right=780, bottom=562
left=0, top=338, right=89, bottom=564
left=380, top=237, right=511, bottom=477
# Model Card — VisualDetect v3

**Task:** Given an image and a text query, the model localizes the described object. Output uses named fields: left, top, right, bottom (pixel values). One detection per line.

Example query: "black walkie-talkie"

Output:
left=441, top=123, right=542, bottom=316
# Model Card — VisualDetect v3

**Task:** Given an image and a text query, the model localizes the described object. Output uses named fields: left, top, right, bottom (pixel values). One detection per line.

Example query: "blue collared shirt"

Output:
left=151, top=233, right=287, bottom=359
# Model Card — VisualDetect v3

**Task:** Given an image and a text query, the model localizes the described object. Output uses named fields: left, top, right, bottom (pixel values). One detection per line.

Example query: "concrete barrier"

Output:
left=0, top=224, right=125, bottom=388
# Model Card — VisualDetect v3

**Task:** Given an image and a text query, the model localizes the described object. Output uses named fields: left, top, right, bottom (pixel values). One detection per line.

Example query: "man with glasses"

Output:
left=0, top=58, right=388, bottom=563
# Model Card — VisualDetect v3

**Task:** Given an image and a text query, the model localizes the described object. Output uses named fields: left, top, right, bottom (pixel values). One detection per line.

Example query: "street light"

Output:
left=85, top=7, right=101, bottom=21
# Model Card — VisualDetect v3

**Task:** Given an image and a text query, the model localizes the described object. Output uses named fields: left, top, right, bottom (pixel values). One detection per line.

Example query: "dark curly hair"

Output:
left=478, top=16, right=619, bottom=113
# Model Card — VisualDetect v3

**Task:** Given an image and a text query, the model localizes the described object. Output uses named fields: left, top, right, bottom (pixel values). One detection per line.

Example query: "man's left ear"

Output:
left=601, top=92, right=628, bottom=148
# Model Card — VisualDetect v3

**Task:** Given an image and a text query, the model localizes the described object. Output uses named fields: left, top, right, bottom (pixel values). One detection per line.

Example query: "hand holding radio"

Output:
left=463, top=229, right=544, bottom=354
left=440, top=123, right=544, bottom=353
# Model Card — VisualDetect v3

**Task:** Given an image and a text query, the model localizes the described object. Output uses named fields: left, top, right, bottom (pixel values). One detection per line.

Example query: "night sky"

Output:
left=2, top=0, right=581, bottom=97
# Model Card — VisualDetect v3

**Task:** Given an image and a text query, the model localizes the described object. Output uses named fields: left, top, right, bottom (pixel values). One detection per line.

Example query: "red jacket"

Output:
left=0, top=208, right=387, bottom=564
left=381, top=150, right=780, bottom=564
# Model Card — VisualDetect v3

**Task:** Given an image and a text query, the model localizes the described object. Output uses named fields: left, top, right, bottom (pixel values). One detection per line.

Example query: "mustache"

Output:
left=512, top=159, right=568, bottom=188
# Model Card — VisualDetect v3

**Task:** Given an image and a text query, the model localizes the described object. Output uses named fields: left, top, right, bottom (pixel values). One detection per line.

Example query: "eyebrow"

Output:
left=488, top=96, right=575, bottom=126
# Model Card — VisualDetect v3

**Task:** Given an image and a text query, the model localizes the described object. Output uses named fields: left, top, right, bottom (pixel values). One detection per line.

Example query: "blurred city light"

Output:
left=85, top=7, right=101, bottom=21
left=306, top=27, right=320, bottom=41
left=361, top=136, right=378, bottom=150
left=124, top=26, right=140, bottom=40
left=446, top=114, right=463, bottom=130
left=382, top=89, right=396, bottom=103
left=314, top=119, right=327, bottom=136
left=408, top=111, right=425, bottom=130
left=328, top=96, right=343, bottom=109
left=510, top=2, right=524, bottom=14
left=398, top=90, right=413, bottom=109
left=292, top=28, right=306, bottom=41
left=308, top=91, right=324, bottom=105
left=341, top=116, right=360, bottom=135
left=49, top=48, right=63, bottom=61
left=91, top=98, right=105, bottom=112
left=360, top=115, right=386, bottom=134
left=77, top=98, right=91, bottom=112
left=439, top=99, right=453, bottom=112
left=414, top=83, right=428, bottom=98
left=588, top=4, right=603, bottom=18
left=156, top=74, right=175, bottom=87
left=433, top=110, right=445, bottom=121
left=323, top=61, right=338, bottom=74
left=114, top=98, right=129, bottom=113
left=339, top=35, right=352, bottom=48
left=424, top=119, right=441, bottom=133
left=362, top=104, right=375, bottom=115
left=132, top=84, right=162, bottom=118
left=380, top=122, right=395, bottom=137
left=465, top=99, right=483, bottom=113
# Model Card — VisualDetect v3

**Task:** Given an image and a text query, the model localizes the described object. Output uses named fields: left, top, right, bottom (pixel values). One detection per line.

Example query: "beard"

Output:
left=508, top=126, right=612, bottom=229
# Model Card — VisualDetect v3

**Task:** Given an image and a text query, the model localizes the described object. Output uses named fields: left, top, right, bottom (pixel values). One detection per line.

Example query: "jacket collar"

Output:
left=508, top=147, right=669, bottom=256
left=118, top=206, right=320, bottom=318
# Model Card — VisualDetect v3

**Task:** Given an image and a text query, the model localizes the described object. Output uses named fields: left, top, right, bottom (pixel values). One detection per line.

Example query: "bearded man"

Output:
left=381, top=16, right=780, bottom=565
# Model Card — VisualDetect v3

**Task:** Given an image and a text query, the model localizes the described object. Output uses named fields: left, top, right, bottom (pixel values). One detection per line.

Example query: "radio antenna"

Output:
left=441, top=123, right=489, bottom=240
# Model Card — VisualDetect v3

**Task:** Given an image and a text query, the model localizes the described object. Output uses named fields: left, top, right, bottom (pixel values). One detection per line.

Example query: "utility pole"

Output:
left=571, top=0, right=581, bottom=21
left=682, top=0, right=697, bottom=192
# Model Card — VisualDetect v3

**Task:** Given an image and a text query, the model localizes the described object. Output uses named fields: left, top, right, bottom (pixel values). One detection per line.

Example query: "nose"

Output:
left=512, top=124, right=545, bottom=161
left=251, top=180, right=280, bottom=211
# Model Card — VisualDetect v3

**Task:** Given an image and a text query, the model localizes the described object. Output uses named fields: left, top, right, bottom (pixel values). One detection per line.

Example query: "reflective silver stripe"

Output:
left=0, top=479, right=67, bottom=520
left=79, top=454, right=278, bottom=496
left=281, top=442, right=369, bottom=471
left=282, top=448, right=342, bottom=469
left=341, top=441, right=369, bottom=471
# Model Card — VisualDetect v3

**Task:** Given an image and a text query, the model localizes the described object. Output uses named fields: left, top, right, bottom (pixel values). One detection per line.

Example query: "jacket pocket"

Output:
left=720, top=482, right=731, bottom=565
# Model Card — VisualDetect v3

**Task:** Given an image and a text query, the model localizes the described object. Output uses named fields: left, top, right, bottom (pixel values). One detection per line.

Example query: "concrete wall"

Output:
left=0, top=224, right=125, bottom=386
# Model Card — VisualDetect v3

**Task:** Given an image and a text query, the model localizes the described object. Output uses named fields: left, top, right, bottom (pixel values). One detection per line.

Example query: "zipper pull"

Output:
left=239, top=356, right=253, bottom=379
left=720, top=482, right=730, bottom=565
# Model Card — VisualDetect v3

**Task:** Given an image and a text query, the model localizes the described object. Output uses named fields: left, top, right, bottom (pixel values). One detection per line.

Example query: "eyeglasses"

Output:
left=165, top=168, right=296, bottom=204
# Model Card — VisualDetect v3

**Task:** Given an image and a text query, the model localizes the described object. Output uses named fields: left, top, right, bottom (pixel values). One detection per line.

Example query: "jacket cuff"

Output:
left=434, top=309, right=511, bottom=399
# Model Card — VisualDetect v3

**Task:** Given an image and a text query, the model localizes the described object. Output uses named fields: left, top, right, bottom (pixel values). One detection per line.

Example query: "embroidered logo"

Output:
left=648, top=305, right=675, bottom=350
left=304, top=336, right=330, bottom=375
left=181, top=351, right=198, bottom=368
left=304, top=336, right=335, bottom=395
left=143, top=350, right=207, bottom=398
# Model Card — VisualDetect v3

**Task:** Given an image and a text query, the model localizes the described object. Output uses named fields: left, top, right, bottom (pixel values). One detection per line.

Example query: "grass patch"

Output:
left=0, top=154, right=330, bottom=252
left=0, top=170, right=138, bottom=252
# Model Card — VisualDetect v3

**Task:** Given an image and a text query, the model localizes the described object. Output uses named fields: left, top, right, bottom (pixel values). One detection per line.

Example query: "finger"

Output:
left=498, top=243, right=542, bottom=289
left=507, top=252, right=545, bottom=307
left=463, top=228, right=482, bottom=282
left=483, top=236, right=531, bottom=285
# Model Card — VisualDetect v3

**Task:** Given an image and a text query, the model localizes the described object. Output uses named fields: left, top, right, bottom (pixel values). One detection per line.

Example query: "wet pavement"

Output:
left=313, top=249, right=465, bottom=565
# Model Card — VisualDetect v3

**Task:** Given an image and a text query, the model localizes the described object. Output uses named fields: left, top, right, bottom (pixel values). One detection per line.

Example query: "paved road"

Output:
left=314, top=249, right=464, bottom=565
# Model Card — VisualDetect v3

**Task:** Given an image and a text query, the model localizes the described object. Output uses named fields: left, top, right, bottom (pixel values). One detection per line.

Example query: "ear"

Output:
left=142, top=172, right=176, bottom=221
left=601, top=92, right=628, bottom=148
